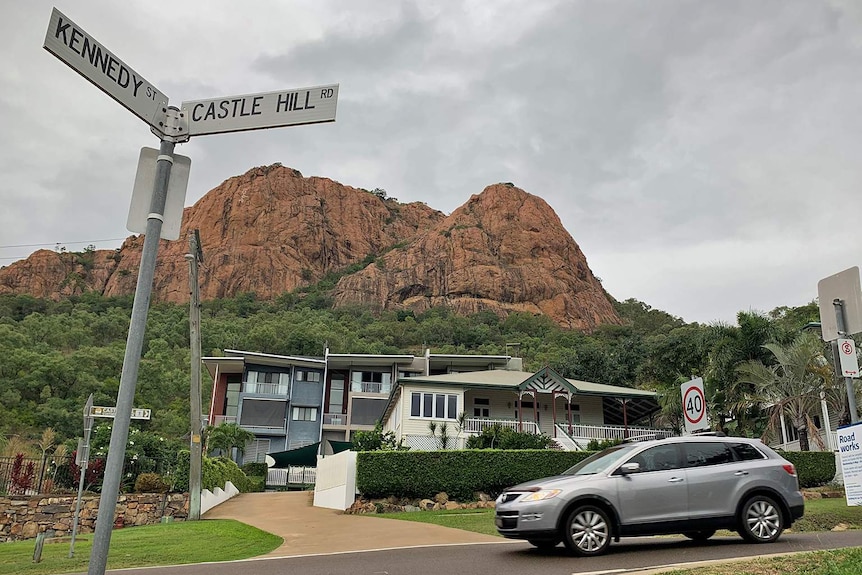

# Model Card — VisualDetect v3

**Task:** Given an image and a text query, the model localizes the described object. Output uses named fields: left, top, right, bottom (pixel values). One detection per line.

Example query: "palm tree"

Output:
left=205, top=423, right=255, bottom=461
left=736, top=333, right=829, bottom=451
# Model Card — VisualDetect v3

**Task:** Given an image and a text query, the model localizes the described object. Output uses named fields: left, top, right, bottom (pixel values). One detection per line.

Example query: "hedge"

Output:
left=780, top=450, right=836, bottom=488
left=356, top=449, right=592, bottom=501
left=356, top=449, right=837, bottom=500
left=174, top=451, right=255, bottom=493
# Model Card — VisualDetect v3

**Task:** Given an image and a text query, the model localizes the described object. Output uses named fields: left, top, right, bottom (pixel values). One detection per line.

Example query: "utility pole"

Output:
left=186, top=229, right=204, bottom=520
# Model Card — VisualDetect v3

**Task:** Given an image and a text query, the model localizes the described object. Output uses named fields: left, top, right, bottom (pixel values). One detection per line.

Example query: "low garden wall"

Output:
left=0, top=492, right=189, bottom=542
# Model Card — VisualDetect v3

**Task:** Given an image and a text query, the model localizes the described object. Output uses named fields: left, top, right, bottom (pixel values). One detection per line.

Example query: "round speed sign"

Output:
left=682, top=385, right=706, bottom=425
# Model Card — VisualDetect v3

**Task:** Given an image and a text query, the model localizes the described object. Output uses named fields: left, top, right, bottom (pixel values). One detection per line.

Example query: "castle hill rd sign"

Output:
left=43, top=8, right=167, bottom=131
left=182, top=84, right=339, bottom=136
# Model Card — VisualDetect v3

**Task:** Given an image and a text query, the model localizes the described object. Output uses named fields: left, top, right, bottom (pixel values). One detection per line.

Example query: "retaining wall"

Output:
left=0, top=492, right=189, bottom=542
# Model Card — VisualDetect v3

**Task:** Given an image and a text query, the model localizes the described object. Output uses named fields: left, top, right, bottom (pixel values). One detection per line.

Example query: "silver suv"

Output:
left=495, top=435, right=804, bottom=556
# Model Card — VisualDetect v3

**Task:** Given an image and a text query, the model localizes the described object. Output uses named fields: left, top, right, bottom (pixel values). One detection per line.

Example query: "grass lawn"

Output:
left=372, top=497, right=862, bottom=536
left=0, top=519, right=282, bottom=575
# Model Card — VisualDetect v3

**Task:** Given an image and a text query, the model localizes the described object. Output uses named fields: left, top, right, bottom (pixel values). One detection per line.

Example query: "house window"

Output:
left=239, top=399, right=287, bottom=428
left=296, top=369, right=321, bottom=383
left=473, top=398, right=490, bottom=418
left=292, top=407, right=318, bottom=421
left=410, top=392, right=458, bottom=419
left=351, top=371, right=392, bottom=394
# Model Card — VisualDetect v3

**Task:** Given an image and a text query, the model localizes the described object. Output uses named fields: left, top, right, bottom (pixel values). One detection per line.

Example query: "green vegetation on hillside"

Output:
left=0, top=290, right=833, bottom=450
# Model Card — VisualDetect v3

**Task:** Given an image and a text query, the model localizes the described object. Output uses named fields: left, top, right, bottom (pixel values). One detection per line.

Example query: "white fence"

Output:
left=266, top=466, right=317, bottom=487
left=462, top=418, right=540, bottom=435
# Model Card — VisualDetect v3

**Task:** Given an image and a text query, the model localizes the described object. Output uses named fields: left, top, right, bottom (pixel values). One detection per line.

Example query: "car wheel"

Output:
left=562, top=505, right=612, bottom=556
left=683, top=530, right=716, bottom=542
left=528, top=538, right=560, bottom=550
left=739, top=495, right=783, bottom=543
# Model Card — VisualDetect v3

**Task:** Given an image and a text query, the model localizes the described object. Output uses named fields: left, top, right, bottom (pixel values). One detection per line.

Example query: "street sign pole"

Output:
left=88, top=135, right=176, bottom=575
left=186, top=231, right=203, bottom=521
left=834, top=299, right=860, bottom=424
left=69, top=394, right=94, bottom=558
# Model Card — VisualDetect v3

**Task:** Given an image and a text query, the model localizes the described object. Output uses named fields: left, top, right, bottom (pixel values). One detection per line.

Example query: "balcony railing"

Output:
left=562, top=423, right=675, bottom=442
left=462, top=418, right=540, bottom=435
left=351, top=382, right=389, bottom=394
left=211, top=415, right=237, bottom=426
left=323, top=413, right=347, bottom=426
left=244, top=382, right=289, bottom=395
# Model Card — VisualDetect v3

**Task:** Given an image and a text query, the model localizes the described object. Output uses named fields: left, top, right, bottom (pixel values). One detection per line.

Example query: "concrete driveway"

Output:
left=203, top=491, right=506, bottom=558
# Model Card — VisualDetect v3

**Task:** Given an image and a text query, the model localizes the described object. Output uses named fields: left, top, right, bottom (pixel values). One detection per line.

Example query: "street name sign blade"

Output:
left=43, top=8, right=167, bottom=131
left=181, top=84, right=339, bottom=136
left=90, top=406, right=151, bottom=420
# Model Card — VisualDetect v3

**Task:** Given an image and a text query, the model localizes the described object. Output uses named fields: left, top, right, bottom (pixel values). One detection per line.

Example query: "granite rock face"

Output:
left=0, top=166, right=619, bottom=329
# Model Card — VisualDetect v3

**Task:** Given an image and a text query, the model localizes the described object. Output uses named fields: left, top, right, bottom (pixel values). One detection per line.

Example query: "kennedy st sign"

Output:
left=182, top=84, right=339, bottom=136
left=43, top=8, right=168, bottom=131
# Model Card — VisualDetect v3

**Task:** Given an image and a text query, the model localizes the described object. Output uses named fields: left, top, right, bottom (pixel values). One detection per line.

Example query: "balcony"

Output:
left=323, top=413, right=347, bottom=426
left=462, top=418, right=540, bottom=435
left=560, top=423, right=676, bottom=443
left=211, top=415, right=237, bottom=426
left=244, top=381, right=289, bottom=395
left=351, top=382, right=390, bottom=394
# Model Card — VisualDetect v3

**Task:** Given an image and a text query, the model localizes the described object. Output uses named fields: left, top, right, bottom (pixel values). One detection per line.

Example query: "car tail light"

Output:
left=782, top=463, right=796, bottom=476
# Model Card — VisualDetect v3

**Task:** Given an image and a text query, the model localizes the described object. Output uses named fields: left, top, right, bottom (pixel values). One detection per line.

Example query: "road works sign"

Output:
left=681, top=377, right=709, bottom=434
left=181, top=84, right=339, bottom=136
left=43, top=8, right=167, bottom=130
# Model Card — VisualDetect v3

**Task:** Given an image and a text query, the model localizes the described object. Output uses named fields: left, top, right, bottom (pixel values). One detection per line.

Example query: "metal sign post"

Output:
left=834, top=300, right=860, bottom=424
left=43, top=8, right=338, bottom=574
left=69, top=394, right=94, bottom=557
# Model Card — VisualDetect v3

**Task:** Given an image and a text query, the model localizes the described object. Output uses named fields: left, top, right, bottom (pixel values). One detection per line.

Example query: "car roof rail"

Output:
left=690, top=430, right=726, bottom=437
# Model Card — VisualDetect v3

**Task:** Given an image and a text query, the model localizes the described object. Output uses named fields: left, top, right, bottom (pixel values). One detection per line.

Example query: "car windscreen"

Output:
left=562, top=444, right=638, bottom=475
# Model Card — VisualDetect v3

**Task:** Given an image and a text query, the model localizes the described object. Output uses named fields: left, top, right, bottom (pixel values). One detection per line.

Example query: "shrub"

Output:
left=781, top=451, right=836, bottom=488
left=357, top=449, right=592, bottom=501
left=134, top=472, right=169, bottom=493
left=241, top=462, right=268, bottom=478
left=174, top=451, right=254, bottom=492
left=465, top=425, right=554, bottom=450
left=586, top=438, right=623, bottom=451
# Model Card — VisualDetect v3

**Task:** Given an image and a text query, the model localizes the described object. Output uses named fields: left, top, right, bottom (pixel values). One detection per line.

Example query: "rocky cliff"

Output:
left=0, top=165, right=620, bottom=329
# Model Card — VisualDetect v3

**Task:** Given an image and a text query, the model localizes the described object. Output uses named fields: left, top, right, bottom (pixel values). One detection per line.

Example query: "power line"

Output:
left=0, top=237, right=128, bottom=250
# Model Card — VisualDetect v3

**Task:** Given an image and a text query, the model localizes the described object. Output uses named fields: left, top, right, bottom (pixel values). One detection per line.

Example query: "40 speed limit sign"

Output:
left=681, top=377, right=710, bottom=434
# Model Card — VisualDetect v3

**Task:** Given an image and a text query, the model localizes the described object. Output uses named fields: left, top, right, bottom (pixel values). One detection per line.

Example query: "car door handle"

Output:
left=734, top=471, right=749, bottom=476
left=668, top=477, right=684, bottom=483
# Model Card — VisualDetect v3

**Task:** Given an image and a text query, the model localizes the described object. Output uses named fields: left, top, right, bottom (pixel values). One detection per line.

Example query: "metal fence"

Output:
left=0, top=454, right=177, bottom=496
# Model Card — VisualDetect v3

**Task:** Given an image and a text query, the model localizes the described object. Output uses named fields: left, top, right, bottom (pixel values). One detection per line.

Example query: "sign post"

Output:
left=681, top=377, right=709, bottom=435
left=44, top=8, right=337, bottom=574
left=68, top=394, right=94, bottom=558
left=818, top=267, right=862, bottom=424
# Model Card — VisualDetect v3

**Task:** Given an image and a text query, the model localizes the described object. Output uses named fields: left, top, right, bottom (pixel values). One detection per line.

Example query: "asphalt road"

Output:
left=103, top=531, right=862, bottom=575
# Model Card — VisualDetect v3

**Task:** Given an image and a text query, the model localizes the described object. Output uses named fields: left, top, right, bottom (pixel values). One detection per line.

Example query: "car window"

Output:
left=626, top=444, right=681, bottom=472
left=683, top=442, right=734, bottom=467
left=563, top=444, right=637, bottom=475
left=730, top=442, right=766, bottom=461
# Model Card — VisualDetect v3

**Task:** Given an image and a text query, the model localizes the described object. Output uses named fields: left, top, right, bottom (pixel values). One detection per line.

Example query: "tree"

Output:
left=205, top=423, right=255, bottom=460
left=736, top=333, right=829, bottom=451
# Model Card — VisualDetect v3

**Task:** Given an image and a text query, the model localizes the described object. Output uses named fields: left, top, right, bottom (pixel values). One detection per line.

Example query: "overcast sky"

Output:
left=2, top=0, right=861, bottom=325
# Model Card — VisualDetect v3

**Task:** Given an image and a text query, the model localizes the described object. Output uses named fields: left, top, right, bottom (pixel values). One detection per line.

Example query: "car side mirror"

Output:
left=619, top=462, right=640, bottom=475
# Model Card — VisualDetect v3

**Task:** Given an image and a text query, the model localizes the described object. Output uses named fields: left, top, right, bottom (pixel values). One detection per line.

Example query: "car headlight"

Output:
left=520, top=489, right=562, bottom=502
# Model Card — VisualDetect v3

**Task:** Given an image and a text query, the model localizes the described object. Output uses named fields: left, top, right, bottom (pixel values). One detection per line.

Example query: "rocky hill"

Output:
left=0, top=164, right=620, bottom=330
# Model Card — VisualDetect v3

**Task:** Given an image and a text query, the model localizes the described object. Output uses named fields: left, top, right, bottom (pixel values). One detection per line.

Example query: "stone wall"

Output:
left=0, top=492, right=189, bottom=542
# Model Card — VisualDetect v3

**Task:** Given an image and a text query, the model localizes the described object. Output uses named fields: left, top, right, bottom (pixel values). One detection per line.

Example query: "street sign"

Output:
left=181, top=84, right=339, bottom=136
left=43, top=8, right=168, bottom=131
left=90, top=406, right=151, bottom=420
left=127, top=147, right=191, bottom=240
left=838, top=338, right=860, bottom=378
left=837, top=422, right=862, bottom=506
left=680, top=377, right=709, bottom=434
left=817, top=267, right=862, bottom=342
